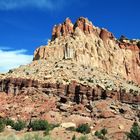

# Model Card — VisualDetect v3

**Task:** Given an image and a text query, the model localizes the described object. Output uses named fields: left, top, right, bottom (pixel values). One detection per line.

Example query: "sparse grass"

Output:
left=0, top=133, right=52, bottom=140
left=78, top=136, right=88, bottom=140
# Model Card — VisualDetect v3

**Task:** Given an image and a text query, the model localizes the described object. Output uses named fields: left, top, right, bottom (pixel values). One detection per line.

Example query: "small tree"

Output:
left=127, top=122, right=140, bottom=140
left=30, top=120, right=49, bottom=131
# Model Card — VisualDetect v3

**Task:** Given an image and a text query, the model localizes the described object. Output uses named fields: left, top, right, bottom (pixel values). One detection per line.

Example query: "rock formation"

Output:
left=33, top=17, right=140, bottom=85
left=0, top=78, right=139, bottom=105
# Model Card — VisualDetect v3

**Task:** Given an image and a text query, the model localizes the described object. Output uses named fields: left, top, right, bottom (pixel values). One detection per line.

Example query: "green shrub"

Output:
left=76, top=124, right=90, bottom=134
left=30, top=120, right=49, bottom=131
left=95, top=128, right=108, bottom=140
left=101, top=128, right=108, bottom=136
left=13, top=120, right=26, bottom=131
left=4, top=118, right=14, bottom=127
left=0, top=119, right=5, bottom=132
left=127, top=122, right=140, bottom=140
left=95, top=131, right=102, bottom=138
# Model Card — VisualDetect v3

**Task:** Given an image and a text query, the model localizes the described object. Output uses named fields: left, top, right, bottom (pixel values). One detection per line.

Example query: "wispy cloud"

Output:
left=0, top=0, right=67, bottom=11
left=0, top=48, right=32, bottom=73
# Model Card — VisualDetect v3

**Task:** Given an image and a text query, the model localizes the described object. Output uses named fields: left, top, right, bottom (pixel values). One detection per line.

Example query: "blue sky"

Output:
left=0, top=0, right=140, bottom=72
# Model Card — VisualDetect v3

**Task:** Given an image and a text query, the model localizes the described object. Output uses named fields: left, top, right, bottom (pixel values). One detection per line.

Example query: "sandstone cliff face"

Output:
left=33, top=17, right=140, bottom=84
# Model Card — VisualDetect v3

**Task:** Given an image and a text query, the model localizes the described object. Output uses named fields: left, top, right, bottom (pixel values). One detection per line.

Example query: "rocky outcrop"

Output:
left=52, top=18, right=74, bottom=41
left=51, top=17, right=97, bottom=41
left=99, top=28, right=115, bottom=42
left=33, top=17, right=140, bottom=85
left=118, top=36, right=140, bottom=51
left=73, top=17, right=95, bottom=34
left=0, top=78, right=139, bottom=105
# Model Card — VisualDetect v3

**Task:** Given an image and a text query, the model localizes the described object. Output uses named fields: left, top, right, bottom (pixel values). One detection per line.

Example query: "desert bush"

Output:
left=24, top=134, right=45, bottom=140
left=13, top=120, right=26, bottom=131
left=100, top=128, right=107, bottom=136
left=95, top=128, right=108, bottom=140
left=30, top=120, right=49, bottom=131
left=0, top=134, right=18, bottom=140
left=76, top=124, right=90, bottom=134
left=0, top=134, right=52, bottom=140
left=4, top=118, right=15, bottom=127
left=127, top=122, right=140, bottom=140
left=0, top=119, right=5, bottom=132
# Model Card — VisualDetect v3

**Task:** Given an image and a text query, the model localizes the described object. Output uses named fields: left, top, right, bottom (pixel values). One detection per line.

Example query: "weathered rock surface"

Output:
left=33, top=17, right=140, bottom=84
left=0, top=78, right=139, bottom=105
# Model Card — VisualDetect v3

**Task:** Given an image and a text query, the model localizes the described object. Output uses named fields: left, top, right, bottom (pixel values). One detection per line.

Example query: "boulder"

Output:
left=60, top=122, right=76, bottom=128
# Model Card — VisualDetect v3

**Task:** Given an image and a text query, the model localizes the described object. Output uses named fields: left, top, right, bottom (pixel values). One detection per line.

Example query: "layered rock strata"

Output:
left=0, top=78, right=139, bottom=105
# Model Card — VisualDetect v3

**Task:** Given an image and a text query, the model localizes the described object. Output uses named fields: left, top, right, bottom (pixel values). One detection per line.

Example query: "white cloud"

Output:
left=0, top=0, right=66, bottom=11
left=0, top=48, right=33, bottom=73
